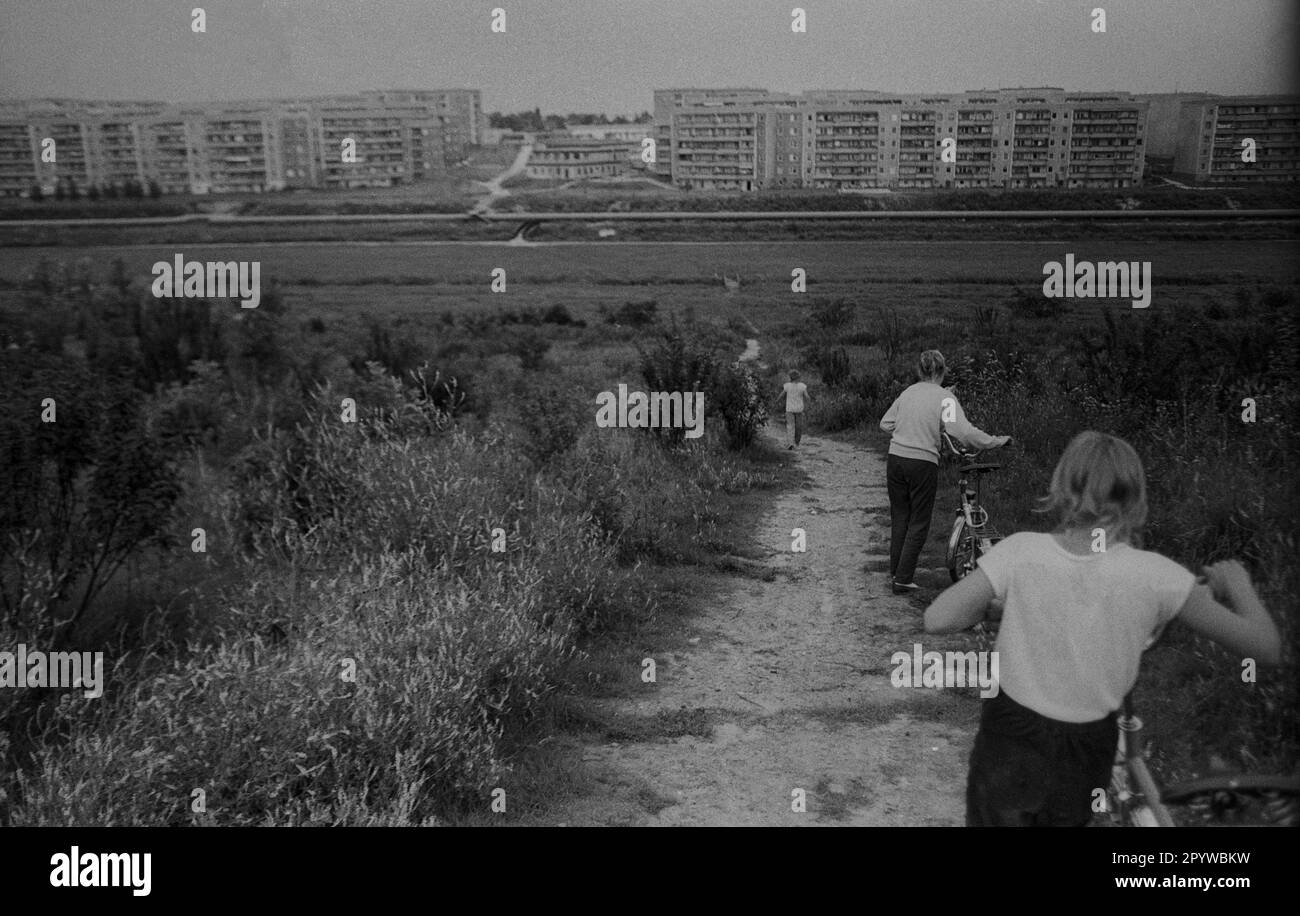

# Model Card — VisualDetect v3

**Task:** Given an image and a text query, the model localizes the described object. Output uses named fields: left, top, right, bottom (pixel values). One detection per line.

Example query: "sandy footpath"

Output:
left=545, top=423, right=986, bottom=826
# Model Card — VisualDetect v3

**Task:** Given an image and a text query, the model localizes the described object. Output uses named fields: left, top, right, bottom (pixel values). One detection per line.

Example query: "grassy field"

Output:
left=1, top=229, right=1296, bottom=824
left=2, top=240, right=1296, bottom=350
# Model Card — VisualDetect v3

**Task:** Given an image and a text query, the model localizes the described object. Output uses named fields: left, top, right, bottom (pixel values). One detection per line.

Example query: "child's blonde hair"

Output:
left=1040, top=431, right=1148, bottom=543
left=917, top=350, right=946, bottom=382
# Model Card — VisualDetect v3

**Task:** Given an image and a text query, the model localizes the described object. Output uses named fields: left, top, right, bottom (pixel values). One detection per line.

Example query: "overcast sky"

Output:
left=1, top=0, right=1295, bottom=114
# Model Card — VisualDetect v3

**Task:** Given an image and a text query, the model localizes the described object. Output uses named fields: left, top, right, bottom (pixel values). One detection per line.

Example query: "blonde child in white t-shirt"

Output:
left=924, top=430, right=1281, bottom=826
left=780, top=370, right=810, bottom=450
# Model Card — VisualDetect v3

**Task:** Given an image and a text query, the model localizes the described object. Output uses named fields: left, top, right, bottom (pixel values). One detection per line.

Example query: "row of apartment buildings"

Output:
left=652, top=88, right=1299, bottom=190
left=0, top=89, right=481, bottom=197
left=3, top=85, right=1294, bottom=197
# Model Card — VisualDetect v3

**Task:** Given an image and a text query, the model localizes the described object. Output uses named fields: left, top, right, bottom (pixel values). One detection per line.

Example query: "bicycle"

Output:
left=1103, top=628, right=1300, bottom=827
left=942, top=431, right=1006, bottom=584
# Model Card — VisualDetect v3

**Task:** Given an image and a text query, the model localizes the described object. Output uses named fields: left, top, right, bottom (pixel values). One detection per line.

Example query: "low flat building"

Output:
left=564, top=124, right=651, bottom=143
left=525, top=138, right=625, bottom=180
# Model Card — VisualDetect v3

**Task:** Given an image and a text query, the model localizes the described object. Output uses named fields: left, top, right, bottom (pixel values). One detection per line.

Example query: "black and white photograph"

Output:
left=0, top=0, right=1297, bottom=895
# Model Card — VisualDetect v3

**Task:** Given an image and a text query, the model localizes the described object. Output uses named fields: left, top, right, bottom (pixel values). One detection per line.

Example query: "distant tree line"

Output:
left=487, top=109, right=653, bottom=131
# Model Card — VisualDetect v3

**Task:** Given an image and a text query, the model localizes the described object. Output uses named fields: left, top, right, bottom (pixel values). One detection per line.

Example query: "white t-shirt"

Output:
left=783, top=381, right=808, bottom=413
left=977, top=531, right=1196, bottom=723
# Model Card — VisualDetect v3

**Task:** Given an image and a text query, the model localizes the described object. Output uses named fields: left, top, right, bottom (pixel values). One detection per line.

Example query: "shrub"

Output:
left=352, top=317, right=425, bottom=382
left=541, top=303, right=582, bottom=326
left=807, top=368, right=893, bottom=433
left=512, top=380, right=586, bottom=466
left=810, top=345, right=852, bottom=388
left=0, top=351, right=180, bottom=646
left=147, top=359, right=233, bottom=448
left=606, top=299, right=658, bottom=327
left=558, top=431, right=720, bottom=563
left=711, top=360, right=768, bottom=449
left=1007, top=284, right=1056, bottom=320
left=7, top=548, right=582, bottom=824
left=637, top=315, right=717, bottom=444
left=876, top=306, right=905, bottom=365
left=813, top=297, right=854, bottom=331
left=507, top=327, right=550, bottom=371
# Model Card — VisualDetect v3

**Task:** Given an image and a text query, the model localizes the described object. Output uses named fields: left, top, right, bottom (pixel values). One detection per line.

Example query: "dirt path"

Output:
left=552, top=423, right=984, bottom=826
left=469, top=143, right=533, bottom=215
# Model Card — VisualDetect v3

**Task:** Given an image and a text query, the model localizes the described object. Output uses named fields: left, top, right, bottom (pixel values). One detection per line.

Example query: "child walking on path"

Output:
left=925, top=431, right=1282, bottom=827
left=879, top=350, right=1009, bottom=594
left=781, top=370, right=810, bottom=450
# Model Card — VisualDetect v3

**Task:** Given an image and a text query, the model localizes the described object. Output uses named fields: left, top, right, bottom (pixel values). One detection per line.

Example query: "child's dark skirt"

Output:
left=967, top=689, right=1118, bottom=826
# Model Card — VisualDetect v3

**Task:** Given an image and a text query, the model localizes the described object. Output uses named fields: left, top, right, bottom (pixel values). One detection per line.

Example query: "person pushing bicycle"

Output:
left=879, top=349, right=1010, bottom=595
left=924, top=431, right=1283, bottom=826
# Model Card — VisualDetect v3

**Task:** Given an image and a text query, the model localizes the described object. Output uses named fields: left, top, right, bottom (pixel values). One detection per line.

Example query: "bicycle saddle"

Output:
left=960, top=462, right=1001, bottom=473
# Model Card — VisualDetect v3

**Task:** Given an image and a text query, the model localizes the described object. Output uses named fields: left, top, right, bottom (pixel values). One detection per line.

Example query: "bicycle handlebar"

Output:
left=943, top=431, right=1011, bottom=461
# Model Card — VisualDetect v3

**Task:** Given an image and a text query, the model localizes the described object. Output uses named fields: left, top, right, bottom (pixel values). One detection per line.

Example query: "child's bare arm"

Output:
left=925, top=568, right=995, bottom=633
left=1175, top=560, right=1282, bottom=666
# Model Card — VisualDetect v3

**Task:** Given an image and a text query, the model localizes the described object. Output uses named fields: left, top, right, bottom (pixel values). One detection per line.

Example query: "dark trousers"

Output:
left=886, top=453, right=938, bottom=584
left=966, top=690, right=1118, bottom=827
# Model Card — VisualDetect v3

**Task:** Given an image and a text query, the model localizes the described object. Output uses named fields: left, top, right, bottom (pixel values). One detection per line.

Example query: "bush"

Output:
left=813, top=297, right=854, bottom=331
left=876, top=306, right=905, bottom=364
left=0, top=351, right=180, bottom=648
left=7, top=548, right=582, bottom=824
left=558, top=431, right=722, bottom=563
left=512, top=380, right=586, bottom=466
left=810, top=345, right=852, bottom=388
left=637, top=315, right=717, bottom=444
left=1007, top=284, right=1056, bottom=320
left=711, top=360, right=768, bottom=449
left=541, top=303, right=582, bottom=326
left=507, top=327, right=550, bottom=370
left=147, top=359, right=234, bottom=448
left=807, top=368, right=894, bottom=433
left=606, top=299, right=658, bottom=327
left=352, top=317, right=425, bottom=382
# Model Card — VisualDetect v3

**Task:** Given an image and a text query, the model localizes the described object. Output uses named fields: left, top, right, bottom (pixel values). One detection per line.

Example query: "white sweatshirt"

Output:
left=878, top=381, right=1005, bottom=464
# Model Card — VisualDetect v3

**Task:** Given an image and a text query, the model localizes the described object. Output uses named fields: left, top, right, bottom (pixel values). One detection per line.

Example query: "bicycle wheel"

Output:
left=946, top=516, right=978, bottom=582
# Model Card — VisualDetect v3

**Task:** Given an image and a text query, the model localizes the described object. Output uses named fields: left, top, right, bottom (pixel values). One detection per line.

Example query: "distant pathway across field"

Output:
left=469, top=143, right=533, bottom=215
left=541, top=425, right=985, bottom=826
